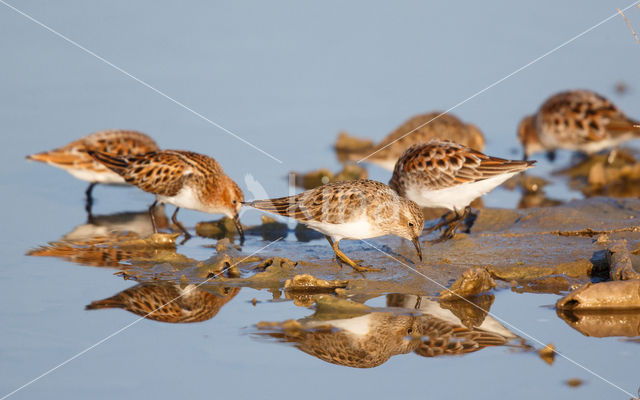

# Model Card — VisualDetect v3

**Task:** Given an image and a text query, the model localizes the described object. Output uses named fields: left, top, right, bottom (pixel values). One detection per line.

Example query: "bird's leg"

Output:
left=325, top=236, right=380, bottom=273
left=423, top=211, right=454, bottom=233
left=148, top=200, right=158, bottom=234
left=171, top=207, right=192, bottom=241
left=461, top=206, right=477, bottom=233
left=233, top=214, right=245, bottom=245
left=546, top=150, right=556, bottom=162
left=431, top=208, right=466, bottom=242
left=85, top=183, right=96, bottom=217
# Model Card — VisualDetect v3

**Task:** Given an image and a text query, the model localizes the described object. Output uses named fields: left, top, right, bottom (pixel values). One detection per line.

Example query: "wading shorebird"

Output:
left=344, top=112, right=485, bottom=170
left=89, top=149, right=244, bottom=243
left=26, top=130, right=158, bottom=214
left=389, top=140, right=534, bottom=241
left=245, top=179, right=424, bottom=272
left=518, top=89, right=640, bottom=161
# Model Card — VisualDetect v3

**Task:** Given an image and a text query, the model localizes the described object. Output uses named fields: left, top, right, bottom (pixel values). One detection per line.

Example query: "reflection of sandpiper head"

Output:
left=86, top=282, right=239, bottom=323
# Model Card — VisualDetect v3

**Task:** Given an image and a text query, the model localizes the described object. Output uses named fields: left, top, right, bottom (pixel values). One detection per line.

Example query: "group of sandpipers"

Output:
left=27, top=89, right=640, bottom=272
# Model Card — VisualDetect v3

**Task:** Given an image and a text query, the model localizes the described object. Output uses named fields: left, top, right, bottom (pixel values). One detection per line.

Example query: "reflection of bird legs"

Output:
left=325, top=235, right=380, bottom=273
left=171, top=207, right=192, bottom=244
left=430, top=206, right=473, bottom=242
left=85, top=182, right=97, bottom=219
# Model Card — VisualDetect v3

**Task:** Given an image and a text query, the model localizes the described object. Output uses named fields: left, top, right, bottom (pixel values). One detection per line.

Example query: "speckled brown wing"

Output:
left=86, top=282, right=239, bottom=323
left=538, top=90, right=640, bottom=144
left=26, top=130, right=158, bottom=172
left=246, top=179, right=395, bottom=223
left=366, top=112, right=486, bottom=160
left=89, top=150, right=222, bottom=197
left=257, top=313, right=420, bottom=368
left=82, top=130, right=158, bottom=155
left=390, top=141, right=534, bottom=192
left=414, top=315, right=510, bottom=357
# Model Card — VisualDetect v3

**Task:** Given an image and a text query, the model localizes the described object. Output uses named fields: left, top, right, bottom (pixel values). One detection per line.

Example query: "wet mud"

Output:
left=26, top=195, right=640, bottom=366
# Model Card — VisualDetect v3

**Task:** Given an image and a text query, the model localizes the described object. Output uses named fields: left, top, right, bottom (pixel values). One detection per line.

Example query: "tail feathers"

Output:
left=85, top=297, right=124, bottom=310
left=87, top=150, right=130, bottom=174
left=245, top=198, right=303, bottom=219
left=26, top=150, right=77, bottom=167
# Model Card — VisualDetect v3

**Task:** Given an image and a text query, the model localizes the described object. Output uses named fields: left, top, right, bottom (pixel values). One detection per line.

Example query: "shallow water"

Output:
left=2, top=1, right=640, bottom=399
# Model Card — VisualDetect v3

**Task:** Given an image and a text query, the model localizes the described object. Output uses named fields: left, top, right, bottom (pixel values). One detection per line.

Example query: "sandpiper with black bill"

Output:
left=389, top=140, right=535, bottom=241
left=89, top=149, right=244, bottom=243
left=26, top=130, right=158, bottom=214
left=245, top=179, right=424, bottom=272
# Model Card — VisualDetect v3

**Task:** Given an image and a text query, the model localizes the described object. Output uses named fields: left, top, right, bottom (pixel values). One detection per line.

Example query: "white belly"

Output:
left=304, top=217, right=381, bottom=241
left=66, top=167, right=126, bottom=185
left=306, top=314, right=373, bottom=337
left=157, top=185, right=230, bottom=216
left=406, top=172, right=519, bottom=211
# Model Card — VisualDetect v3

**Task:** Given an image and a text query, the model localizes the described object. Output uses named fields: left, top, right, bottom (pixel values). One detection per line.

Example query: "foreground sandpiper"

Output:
left=389, top=140, right=534, bottom=240
left=518, top=89, right=640, bottom=161
left=346, top=112, right=486, bottom=170
left=26, top=130, right=158, bottom=213
left=245, top=179, right=424, bottom=272
left=89, top=149, right=244, bottom=242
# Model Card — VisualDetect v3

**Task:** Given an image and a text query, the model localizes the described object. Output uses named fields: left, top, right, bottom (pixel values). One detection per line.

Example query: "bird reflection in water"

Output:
left=27, top=207, right=173, bottom=268
left=87, top=282, right=239, bottom=323
left=254, top=294, right=522, bottom=368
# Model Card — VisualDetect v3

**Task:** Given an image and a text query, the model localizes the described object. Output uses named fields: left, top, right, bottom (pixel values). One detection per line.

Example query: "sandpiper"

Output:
left=245, top=179, right=424, bottom=272
left=346, top=112, right=485, bottom=170
left=518, top=89, right=640, bottom=161
left=86, top=282, right=239, bottom=323
left=26, top=130, right=158, bottom=213
left=89, top=149, right=245, bottom=242
left=389, top=140, right=534, bottom=240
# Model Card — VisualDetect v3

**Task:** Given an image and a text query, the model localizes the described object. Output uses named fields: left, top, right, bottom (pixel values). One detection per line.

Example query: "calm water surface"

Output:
left=1, top=1, right=640, bottom=399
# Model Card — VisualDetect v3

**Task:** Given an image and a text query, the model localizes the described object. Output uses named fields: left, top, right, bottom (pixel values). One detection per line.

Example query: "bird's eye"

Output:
left=408, top=222, right=414, bottom=227
left=407, top=328, right=413, bottom=334
left=232, top=199, right=237, bottom=204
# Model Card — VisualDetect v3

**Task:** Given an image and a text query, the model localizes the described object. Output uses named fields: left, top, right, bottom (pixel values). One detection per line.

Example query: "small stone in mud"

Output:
left=439, top=267, right=495, bottom=300
left=196, top=217, right=240, bottom=239
left=556, top=281, right=640, bottom=310
left=594, top=234, right=610, bottom=245
left=606, top=240, right=640, bottom=281
left=565, top=378, right=584, bottom=388
left=538, top=343, right=555, bottom=365
left=284, top=274, right=348, bottom=292
left=334, top=131, right=374, bottom=152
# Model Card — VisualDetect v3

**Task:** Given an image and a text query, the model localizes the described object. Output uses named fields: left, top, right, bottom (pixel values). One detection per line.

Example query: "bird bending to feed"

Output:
left=245, top=179, right=424, bottom=272
left=88, top=149, right=244, bottom=243
left=345, top=112, right=485, bottom=171
left=26, top=130, right=158, bottom=214
left=389, top=140, right=534, bottom=241
left=518, top=89, right=640, bottom=161
left=86, top=282, right=239, bottom=323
